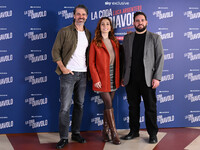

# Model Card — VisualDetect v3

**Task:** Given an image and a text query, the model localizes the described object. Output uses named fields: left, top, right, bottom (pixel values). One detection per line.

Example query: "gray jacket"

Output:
left=122, top=31, right=164, bottom=87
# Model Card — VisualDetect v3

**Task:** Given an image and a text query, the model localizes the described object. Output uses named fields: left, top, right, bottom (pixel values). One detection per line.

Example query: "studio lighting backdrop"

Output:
left=0, top=0, right=200, bottom=134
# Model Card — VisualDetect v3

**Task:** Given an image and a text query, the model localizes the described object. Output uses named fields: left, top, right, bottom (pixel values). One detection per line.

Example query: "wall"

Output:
left=0, top=0, right=200, bottom=134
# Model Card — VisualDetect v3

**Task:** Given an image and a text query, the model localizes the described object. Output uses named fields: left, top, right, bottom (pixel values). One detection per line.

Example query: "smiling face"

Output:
left=100, top=19, right=111, bottom=34
left=73, top=8, right=88, bottom=26
left=134, top=14, right=148, bottom=33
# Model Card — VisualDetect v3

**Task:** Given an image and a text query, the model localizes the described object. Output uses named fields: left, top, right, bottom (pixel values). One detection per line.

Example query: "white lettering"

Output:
left=99, top=9, right=112, bottom=18
left=157, top=94, right=174, bottom=103
left=184, top=11, right=200, bottom=19
left=32, top=120, right=48, bottom=128
left=91, top=95, right=103, bottom=105
left=156, top=32, right=173, bottom=40
left=0, top=55, right=13, bottom=63
left=25, top=75, right=47, bottom=85
left=0, top=32, right=13, bottom=41
left=185, top=73, right=200, bottom=81
left=110, top=12, right=134, bottom=29
left=91, top=117, right=103, bottom=126
left=0, top=10, right=12, bottom=19
left=24, top=10, right=47, bottom=19
left=25, top=97, right=48, bottom=107
left=0, top=121, right=14, bottom=129
left=153, top=11, right=173, bottom=19
left=0, top=99, right=13, bottom=107
left=161, top=74, right=174, bottom=81
left=157, top=115, right=174, bottom=124
left=25, top=54, right=47, bottom=63
left=184, top=52, right=200, bottom=61
left=164, top=53, right=174, bottom=60
left=184, top=31, right=200, bottom=40
left=58, top=10, right=73, bottom=19
left=0, top=76, right=13, bottom=85
left=24, top=32, right=47, bottom=41
left=185, top=93, right=200, bottom=102
left=185, top=114, right=200, bottom=123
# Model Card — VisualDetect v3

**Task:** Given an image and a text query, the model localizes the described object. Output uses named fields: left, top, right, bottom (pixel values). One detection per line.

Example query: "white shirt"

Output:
left=66, top=31, right=88, bottom=72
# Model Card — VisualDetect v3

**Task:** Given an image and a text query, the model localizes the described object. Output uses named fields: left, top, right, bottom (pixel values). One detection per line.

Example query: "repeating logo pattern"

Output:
left=0, top=0, right=199, bottom=134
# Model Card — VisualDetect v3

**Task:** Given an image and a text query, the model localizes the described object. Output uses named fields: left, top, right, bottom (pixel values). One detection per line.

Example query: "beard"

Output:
left=76, top=22, right=84, bottom=26
left=75, top=18, right=86, bottom=25
left=135, top=24, right=147, bottom=32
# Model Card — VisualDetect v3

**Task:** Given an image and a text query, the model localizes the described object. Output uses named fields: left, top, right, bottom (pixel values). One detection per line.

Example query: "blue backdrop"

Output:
left=0, top=0, right=200, bottom=134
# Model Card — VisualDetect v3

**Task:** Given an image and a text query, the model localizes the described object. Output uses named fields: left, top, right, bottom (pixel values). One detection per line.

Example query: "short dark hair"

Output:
left=134, top=11, right=147, bottom=21
left=73, top=4, right=88, bottom=15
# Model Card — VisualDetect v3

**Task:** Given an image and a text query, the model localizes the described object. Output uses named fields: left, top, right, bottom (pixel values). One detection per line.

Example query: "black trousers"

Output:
left=125, top=79, right=158, bottom=136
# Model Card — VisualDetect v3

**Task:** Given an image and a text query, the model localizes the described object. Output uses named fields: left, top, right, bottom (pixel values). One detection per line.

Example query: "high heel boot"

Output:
left=105, top=108, right=121, bottom=145
left=102, top=111, right=110, bottom=142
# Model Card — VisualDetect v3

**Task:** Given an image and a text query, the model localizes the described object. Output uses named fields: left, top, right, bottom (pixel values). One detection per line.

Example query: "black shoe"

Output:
left=121, top=132, right=139, bottom=140
left=56, top=139, right=68, bottom=149
left=149, top=135, right=157, bottom=144
left=71, top=134, right=86, bottom=143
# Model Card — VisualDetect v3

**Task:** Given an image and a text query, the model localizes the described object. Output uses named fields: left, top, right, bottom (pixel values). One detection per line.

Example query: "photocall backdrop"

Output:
left=0, top=0, right=200, bottom=134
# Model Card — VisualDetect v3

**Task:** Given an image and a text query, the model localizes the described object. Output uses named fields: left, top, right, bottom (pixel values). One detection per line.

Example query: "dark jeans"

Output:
left=59, top=72, right=87, bottom=139
left=125, top=79, right=158, bottom=136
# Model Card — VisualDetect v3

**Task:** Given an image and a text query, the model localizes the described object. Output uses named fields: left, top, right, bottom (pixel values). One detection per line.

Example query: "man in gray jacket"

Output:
left=52, top=5, right=91, bottom=149
left=121, top=11, right=164, bottom=143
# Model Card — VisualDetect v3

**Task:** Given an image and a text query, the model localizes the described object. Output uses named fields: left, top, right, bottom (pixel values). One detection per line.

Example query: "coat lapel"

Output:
left=110, top=40, right=118, bottom=55
left=102, top=39, right=117, bottom=56
left=101, top=40, right=110, bottom=56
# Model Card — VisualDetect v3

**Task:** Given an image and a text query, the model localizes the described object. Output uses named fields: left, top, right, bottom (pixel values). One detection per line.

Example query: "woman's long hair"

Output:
left=93, top=17, right=119, bottom=48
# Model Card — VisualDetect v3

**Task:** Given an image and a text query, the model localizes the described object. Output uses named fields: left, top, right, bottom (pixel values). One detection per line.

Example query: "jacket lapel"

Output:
left=144, top=31, right=150, bottom=56
left=128, top=32, right=135, bottom=57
